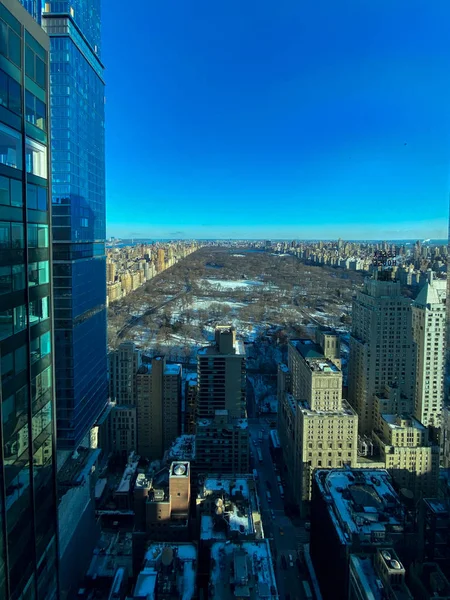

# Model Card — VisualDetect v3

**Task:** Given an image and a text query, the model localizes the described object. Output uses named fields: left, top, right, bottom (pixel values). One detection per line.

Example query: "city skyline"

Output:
left=103, top=0, right=450, bottom=239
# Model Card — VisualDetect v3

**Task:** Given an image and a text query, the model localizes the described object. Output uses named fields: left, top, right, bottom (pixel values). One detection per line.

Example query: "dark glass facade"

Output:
left=0, top=1, right=58, bottom=598
left=41, top=0, right=107, bottom=449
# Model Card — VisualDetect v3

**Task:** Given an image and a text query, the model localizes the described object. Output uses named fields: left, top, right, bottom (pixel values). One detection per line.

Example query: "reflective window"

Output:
left=0, top=265, right=11, bottom=294
left=0, top=124, right=22, bottom=170
left=32, top=402, right=52, bottom=440
left=14, top=345, right=27, bottom=375
left=30, top=332, right=51, bottom=363
left=1, top=352, right=13, bottom=383
left=30, top=297, right=49, bottom=325
left=0, top=70, right=21, bottom=115
left=12, top=265, right=25, bottom=291
left=10, top=179, right=22, bottom=207
left=7, top=30, right=20, bottom=67
left=27, top=183, right=37, bottom=209
left=37, top=224, right=48, bottom=248
left=25, top=91, right=46, bottom=131
left=0, top=176, right=8, bottom=205
left=37, top=186, right=47, bottom=211
left=13, top=305, right=27, bottom=333
left=41, top=331, right=51, bottom=357
left=28, top=224, right=38, bottom=248
left=25, top=138, right=47, bottom=178
left=28, top=261, right=49, bottom=287
left=0, top=308, right=13, bottom=341
left=11, top=223, right=24, bottom=248
left=0, top=222, right=10, bottom=248
left=39, top=261, right=49, bottom=284
left=36, top=56, right=46, bottom=89
left=25, top=46, right=35, bottom=80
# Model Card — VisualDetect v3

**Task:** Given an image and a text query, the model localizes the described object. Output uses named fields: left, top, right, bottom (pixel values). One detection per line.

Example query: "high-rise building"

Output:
left=311, top=468, right=408, bottom=600
left=19, top=0, right=42, bottom=23
left=0, top=2, right=58, bottom=597
left=196, top=326, right=249, bottom=474
left=42, top=0, right=107, bottom=449
left=411, top=276, right=446, bottom=428
left=108, top=341, right=142, bottom=404
left=348, top=275, right=415, bottom=434
left=136, top=357, right=182, bottom=460
left=278, top=337, right=358, bottom=514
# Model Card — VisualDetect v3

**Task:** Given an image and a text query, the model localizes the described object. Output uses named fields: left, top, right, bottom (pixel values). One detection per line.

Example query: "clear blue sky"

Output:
left=103, top=0, right=450, bottom=240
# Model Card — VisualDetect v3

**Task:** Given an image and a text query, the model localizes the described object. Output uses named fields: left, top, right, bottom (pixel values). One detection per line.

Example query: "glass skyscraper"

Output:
left=17, top=0, right=43, bottom=24
left=42, top=0, right=107, bottom=449
left=0, top=1, right=58, bottom=598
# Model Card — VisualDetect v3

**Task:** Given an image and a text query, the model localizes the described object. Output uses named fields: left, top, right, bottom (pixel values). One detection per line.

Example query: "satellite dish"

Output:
left=390, top=560, right=402, bottom=570
left=173, top=464, right=186, bottom=476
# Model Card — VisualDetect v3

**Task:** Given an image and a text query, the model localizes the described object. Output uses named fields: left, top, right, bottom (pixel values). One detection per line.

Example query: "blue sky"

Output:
left=103, top=0, right=450, bottom=240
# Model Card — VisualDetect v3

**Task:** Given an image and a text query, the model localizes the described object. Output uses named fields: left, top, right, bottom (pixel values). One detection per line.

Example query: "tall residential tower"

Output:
left=42, top=0, right=107, bottom=448
left=196, top=326, right=249, bottom=474
left=0, top=1, right=58, bottom=597
left=348, top=275, right=415, bottom=434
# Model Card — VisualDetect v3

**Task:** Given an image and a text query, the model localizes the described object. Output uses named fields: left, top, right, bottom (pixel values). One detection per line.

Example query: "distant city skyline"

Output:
left=103, top=0, right=450, bottom=239
left=106, top=219, right=447, bottom=241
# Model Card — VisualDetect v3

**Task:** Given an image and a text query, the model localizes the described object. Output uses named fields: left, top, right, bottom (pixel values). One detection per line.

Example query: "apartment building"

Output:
left=348, top=274, right=415, bottom=434
left=195, top=326, right=249, bottom=474
left=136, top=357, right=182, bottom=460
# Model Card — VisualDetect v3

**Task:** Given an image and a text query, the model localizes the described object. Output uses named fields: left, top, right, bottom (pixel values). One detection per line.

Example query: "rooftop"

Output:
left=299, top=398, right=356, bottom=418
left=382, top=413, right=426, bottom=431
left=132, top=543, right=197, bottom=600
left=315, top=468, right=404, bottom=545
left=350, top=551, right=412, bottom=600
left=165, top=363, right=182, bottom=376
left=165, top=434, right=196, bottom=461
left=210, top=541, right=278, bottom=600
left=116, top=452, right=140, bottom=495
left=198, top=338, right=246, bottom=357
left=291, top=339, right=340, bottom=373
left=87, top=532, right=133, bottom=580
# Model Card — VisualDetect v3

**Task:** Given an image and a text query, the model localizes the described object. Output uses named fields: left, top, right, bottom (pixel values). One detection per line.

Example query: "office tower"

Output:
left=136, top=357, right=182, bottom=459
left=311, top=469, right=407, bottom=600
left=411, top=276, right=446, bottom=428
left=19, top=0, right=42, bottom=23
left=348, top=275, right=415, bottom=434
left=109, top=341, right=142, bottom=404
left=278, top=338, right=358, bottom=514
left=42, top=0, right=107, bottom=448
left=196, top=326, right=249, bottom=474
left=0, top=2, right=58, bottom=597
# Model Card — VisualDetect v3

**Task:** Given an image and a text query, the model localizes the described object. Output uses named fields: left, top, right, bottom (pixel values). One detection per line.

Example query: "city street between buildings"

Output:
left=248, top=419, right=311, bottom=600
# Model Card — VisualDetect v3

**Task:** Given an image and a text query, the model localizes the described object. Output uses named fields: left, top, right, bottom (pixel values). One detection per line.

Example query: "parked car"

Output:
left=281, top=555, right=287, bottom=569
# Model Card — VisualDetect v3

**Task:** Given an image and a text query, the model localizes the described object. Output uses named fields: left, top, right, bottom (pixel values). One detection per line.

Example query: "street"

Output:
left=248, top=419, right=311, bottom=600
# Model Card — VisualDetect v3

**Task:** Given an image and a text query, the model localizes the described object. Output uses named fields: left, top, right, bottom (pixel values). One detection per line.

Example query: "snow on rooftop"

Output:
left=317, top=469, right=403, bottom=543
left=210, top=541, right=278, bottom=598
left=139, top=544, right=196, bottom=600
left=116, top=454, right=140, bottom=494
left=165, top=363, right=181, bottom=375
left=95, top=478, right=107, bottom=499
left=134, top=568, right=157, bottom=599
left=204, top=477, right=249, bottom=499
